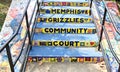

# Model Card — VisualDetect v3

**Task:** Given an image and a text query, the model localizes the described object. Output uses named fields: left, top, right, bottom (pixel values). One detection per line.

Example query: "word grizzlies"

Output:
left=28, top=57, right=104, bottom=63
left=35, top=28, right=96, bottom=34
left=32, top=41, right=97, bottom=47
left=42, top=2, right=89, bottom=6
left=37, top=18, right=92, bottom=23
left=40, top=9, right=90, bottom=14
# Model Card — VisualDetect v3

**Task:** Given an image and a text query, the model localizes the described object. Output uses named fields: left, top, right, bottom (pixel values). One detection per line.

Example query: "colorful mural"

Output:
left=0, top=0, right=37, bottom=72
left=93, top=1, right=120, bottom=72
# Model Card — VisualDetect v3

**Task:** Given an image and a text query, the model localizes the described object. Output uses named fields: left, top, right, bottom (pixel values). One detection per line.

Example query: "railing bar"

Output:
left=25, top=11, right=32, bottom=45
left=13, top=31, right=28, bottom=66
left=21, top=45, right=31, bottom=72
left=28, top=1, right=37, bottom=26
left=0, top=0, right=31, bottom=52
left=21, top=1, right=42, bottom=71
left=6, top=44, right=14, bottom=72
left=90, top=0, right=93, bottom=8
left=31, top=1, right=42, bottom=41
left=98, top=8, right=107, bottom=51
left=102, top=0, right=120, bottom=37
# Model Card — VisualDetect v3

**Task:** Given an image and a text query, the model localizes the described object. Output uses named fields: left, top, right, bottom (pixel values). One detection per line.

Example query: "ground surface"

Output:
left=26, top=62, right=107, bottom=72
left=0, top=0, right=11, bottom=31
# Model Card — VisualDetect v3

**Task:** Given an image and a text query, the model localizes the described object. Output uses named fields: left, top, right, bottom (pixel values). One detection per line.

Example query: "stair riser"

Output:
left=40, top=9, right=90, bottom=15
left=32, top=41, right=98, bottom=47
left=37, top=18, right=92, bottom=23
left=42, top=2, right=89, bottom=7
left=35, top=28, right=96, bottom=34
left=28, top=57, right=103, bottom=63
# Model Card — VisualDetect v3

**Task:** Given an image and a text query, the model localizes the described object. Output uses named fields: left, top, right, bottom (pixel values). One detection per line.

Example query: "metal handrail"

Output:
left=0, top=1, right=31, bottom=52
left=93, top=0, right=120, bottom=71
left=0, top=0, right=37, bottom=72
left=21, top=1, right=41, bottom=72
left=102, top=0, right=120, bottom=38
left=101, top=0, right=120, bottom=63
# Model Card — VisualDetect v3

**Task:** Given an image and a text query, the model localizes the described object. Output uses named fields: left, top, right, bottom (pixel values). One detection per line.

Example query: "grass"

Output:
left=0, top=0, right=11, bottom=31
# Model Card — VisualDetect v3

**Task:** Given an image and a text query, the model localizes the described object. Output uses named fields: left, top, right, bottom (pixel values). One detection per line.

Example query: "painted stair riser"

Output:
left=34, top=28, right=96, bottom=34
left=32, top=41, right=98, bottom=47
left=42, top=2, right=89, bottom=7
left=40, top=9, right=90, bottom=15
left=37, top=18, right=92, bottom=23
left=28, top=57, right=104, bottom=63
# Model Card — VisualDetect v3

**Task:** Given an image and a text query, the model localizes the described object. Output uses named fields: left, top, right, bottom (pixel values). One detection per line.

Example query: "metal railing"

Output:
left=91, top=0, right=120, bottom=71
left=0, top=0, right=41, bottom=72
left=1, top=0, right=119, bottom=72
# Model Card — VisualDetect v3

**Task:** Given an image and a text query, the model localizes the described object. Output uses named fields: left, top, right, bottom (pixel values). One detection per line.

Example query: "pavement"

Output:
left=26, top=61, right=107, bottom=72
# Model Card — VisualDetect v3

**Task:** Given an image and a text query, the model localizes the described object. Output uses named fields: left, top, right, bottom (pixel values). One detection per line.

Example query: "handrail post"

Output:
left=90, top=0, right=93, bottom=8
left=98, top=8, right=107, bottom=51
left=89, top=0, right=93, bottom=15
left=37, top=0, right=40, bottom=12
left=118, top=64, right=120, bottom=72
left=25, top=12, right=32, bottom=46
left=6, top=44, right=14, bottom=72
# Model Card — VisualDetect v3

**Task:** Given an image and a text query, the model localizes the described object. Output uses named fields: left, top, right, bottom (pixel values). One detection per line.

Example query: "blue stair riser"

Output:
left=32, top=41, right=98, bottom=47
left=33, top=34, right=99, bottom=41
left=42, top=2, right=89, bottom=7
left=37, top=18, right=92, bottom=23
left=28, top=57, right=103, bottom=63
left=40, top=9, right=90, bottom=15
left=35, top=28, right=96, bottom=34
left=36, top=22, right=96, bottom=28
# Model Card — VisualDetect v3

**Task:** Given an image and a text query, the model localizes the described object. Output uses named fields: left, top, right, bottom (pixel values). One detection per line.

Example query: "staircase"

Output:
left=27, top=0, right=103, bottom=71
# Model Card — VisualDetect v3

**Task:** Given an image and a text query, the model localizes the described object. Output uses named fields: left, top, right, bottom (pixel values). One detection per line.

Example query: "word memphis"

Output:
left=32, top=41, right=98, bottom=47
left=28, top=57, right=104, bottom=62
left=40, top=9, right=90, bottom=14
left=35, top=28, right=96, bottom=34
left=42, top=2, right=89, bottom=6
left=37, top=18, right=92, bottom=23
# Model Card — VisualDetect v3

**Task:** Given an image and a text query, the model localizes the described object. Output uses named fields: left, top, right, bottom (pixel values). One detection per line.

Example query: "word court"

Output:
left=32, top=41, right=97, bottom=47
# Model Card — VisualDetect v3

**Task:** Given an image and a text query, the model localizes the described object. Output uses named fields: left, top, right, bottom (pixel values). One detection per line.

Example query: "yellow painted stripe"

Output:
left=37, top=18, right=92, bottom=23
left=32, top=41, right=98, bottom=47
left=42, top=2, right=89, bottom=6
left=28, top=57, right=103, bottom=63
left=35, top=28, right=96, bottom=34
left=40, top=9, right=90, bottom=14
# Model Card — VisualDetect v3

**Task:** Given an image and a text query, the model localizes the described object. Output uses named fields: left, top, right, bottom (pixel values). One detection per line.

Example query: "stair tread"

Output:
left=39, top=14, right=92, bottom=18
left=29, top=46, right=102, bottom=57
left=43, top=0, right=89, bottom=2
left=36, top=22, right=95, bottom=28
left=33, top=33, right=98, bottom=41
left=41, top=6, right=90, bottom=9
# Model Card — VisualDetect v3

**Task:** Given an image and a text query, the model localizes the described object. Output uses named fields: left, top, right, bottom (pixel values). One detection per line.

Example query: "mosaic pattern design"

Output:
left=93, top=1, right=120, bottom=72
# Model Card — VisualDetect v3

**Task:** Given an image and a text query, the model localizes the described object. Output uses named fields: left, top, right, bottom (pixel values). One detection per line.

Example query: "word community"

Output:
left=40, top=9, right=90, bottom=14
left=42, top=2, right=89, bottom=6
left=37, top=18, right=92, bottom=23
left=32, top=41, right=97, bottom=47
left=28, top=57, right=104, bottom=63
left=35, top=28, right=96, bottom=34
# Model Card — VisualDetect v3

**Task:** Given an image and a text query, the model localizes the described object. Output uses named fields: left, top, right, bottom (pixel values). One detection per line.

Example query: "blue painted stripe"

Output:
left=39, top=14, right=91, bottom=18
left=33, top=33, right=98, bottom=41
left=36, top=22, right=95, bottom=28
left=29, top=46, right=102, bottom=57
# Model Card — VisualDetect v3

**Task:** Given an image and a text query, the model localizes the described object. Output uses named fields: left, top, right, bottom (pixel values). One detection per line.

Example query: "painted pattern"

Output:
left=93, top=1, right=120, bottom=72
left=0, top=0, right=37, bottom=72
